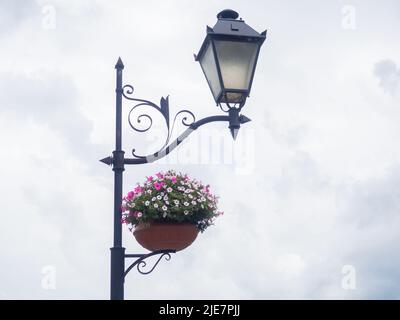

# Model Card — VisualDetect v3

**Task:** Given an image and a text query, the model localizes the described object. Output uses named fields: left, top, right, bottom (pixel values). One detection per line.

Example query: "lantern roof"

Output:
left=195, top=10, right=267, bottom=62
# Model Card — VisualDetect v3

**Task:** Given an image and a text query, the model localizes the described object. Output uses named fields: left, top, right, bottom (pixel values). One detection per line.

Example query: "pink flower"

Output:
left=134, top=186, right=142, bottom=194
left=170, top=176, right=177, bottom=184
left=126, top=191, right=135, bottom=200
left=120, top=205, right=127, bottom=212
left=154, top=181, right=166, bottom=190
left=154, top=182, right=162, bottom=190
left=146, top=176, right=153, bottom=182
left=156, top=172, right=164, bottom=179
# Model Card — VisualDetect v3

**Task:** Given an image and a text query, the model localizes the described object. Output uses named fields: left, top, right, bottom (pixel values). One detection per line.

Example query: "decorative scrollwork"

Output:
left=218, top=100, right=244, bottom=113
left=218, top=103, right=231, bottom=113
left=124, top=250, right=175, bottom=278
left=122, top=84, right=196, bottom=158
left=136, top=253, right=172, bottom=275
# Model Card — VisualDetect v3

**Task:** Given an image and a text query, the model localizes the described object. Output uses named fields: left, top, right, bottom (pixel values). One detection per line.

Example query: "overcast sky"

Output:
left=1, top=0, right=400, bottom=299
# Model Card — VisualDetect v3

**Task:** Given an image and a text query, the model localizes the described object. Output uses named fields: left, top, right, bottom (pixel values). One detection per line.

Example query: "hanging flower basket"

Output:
left=133, top=221, right=198, bottom=251
left=121, top=170, right=223, bottom=251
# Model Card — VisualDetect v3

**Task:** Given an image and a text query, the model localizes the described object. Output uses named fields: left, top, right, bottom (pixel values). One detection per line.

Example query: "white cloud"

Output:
left=374, top=59, right=400, bottom=96
left=1, top=0, right=400, bottom=299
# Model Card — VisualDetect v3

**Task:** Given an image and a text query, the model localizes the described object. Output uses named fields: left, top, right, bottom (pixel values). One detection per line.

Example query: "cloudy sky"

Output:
left=1, top=0, right=400, bottom=299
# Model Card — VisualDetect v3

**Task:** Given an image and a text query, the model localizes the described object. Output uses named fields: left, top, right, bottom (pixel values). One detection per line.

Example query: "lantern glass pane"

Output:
left=199, top=42, right=221, bottom=100
left=214, top=40, right=259, bottom=91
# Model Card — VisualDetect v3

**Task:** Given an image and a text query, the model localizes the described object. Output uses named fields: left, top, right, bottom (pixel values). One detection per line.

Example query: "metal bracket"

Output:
left=124, top=249, right=176, bottom=278
left=100, top=84, right=252, bottom=167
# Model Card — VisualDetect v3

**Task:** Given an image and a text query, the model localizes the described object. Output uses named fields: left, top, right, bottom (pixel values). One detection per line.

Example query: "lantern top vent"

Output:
left=217, top=9, right=239, bottom=20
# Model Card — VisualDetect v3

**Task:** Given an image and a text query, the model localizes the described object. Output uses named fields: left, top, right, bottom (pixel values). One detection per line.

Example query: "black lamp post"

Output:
left=101, top=9, right=266, bottom=300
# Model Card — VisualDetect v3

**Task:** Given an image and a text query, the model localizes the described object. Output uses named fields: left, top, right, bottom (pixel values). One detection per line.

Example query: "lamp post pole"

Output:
left=110, top=58, right=125, bottom=300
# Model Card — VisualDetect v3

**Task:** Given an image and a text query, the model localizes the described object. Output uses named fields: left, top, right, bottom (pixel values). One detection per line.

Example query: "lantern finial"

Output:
left=217, top=9, right=239, bottom=20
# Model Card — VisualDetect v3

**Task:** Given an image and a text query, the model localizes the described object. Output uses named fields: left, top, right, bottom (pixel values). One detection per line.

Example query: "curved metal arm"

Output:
left=124, top=115, right=229, bottom=165
left=99, top=83, right=251, bottom=167
left=124, top=249, right=176, bottom=278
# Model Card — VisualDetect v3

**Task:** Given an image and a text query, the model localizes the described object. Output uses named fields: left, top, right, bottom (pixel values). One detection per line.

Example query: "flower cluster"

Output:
left=121, top=170, right=223, bottom=232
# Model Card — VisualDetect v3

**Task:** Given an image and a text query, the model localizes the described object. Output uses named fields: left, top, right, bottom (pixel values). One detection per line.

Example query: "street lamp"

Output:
left=195, top=9, right=266, bottom=107
left=101, top=9, right=267, bottom=300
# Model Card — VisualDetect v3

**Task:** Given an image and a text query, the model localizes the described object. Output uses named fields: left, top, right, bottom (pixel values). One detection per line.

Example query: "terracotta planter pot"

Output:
left=133, top=221, right=199, bottom=252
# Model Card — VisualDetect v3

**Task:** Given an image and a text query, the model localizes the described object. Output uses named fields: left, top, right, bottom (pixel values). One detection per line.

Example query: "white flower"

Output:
left=184, top=202, right=189, bottom=207
left=147, top=190, right=152, bottom=194
left=157, top=195, right=162, bottom=200
left=201, top=196, right=206, bottom=202
left=174, top=200, right=179, bottom=205
left=191, top=200, right=197, bottom=205
left=185, top=189, right=192, bottom=194
left=184, top=210, right=189, bottom=215
left=165, top=200, right=170, bottom=205
left=167, top=187, right=173, bottom=193
left=145, top=201, right=150, bottom=206
left=188, top=194, right=193, bottom=199
left=154, top=203, right=159, bottom=208
left=152, top=197, right=156, bottom=202
left=163, top=195, right=168, bottom=201
left=162, top=205, right=168, bottom=211
left=137, top=212, right=143, bottom=218
left=160, top=192, right=165, bottom=196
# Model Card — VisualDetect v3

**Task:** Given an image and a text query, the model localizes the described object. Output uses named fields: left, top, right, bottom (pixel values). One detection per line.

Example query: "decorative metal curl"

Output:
left=167, top=109, right=196, bottom=146
left=218, top=101, right=244, bottom=112
left=136, top=253, right=171, bottom=275
left=124, top=250, right=175, bottom=278
left=122, top=84, right=196, bottom=158
left=218, top=93, right=246, bottom=113
left=218, top=103, right=231, bottom=113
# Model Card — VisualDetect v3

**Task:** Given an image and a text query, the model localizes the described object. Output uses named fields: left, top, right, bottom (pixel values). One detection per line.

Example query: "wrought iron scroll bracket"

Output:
left=100, top=83, right=251, bottom=167
left=121, top=84, right=196, bottom=159
left=124, top=249, right=176, bottom=278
